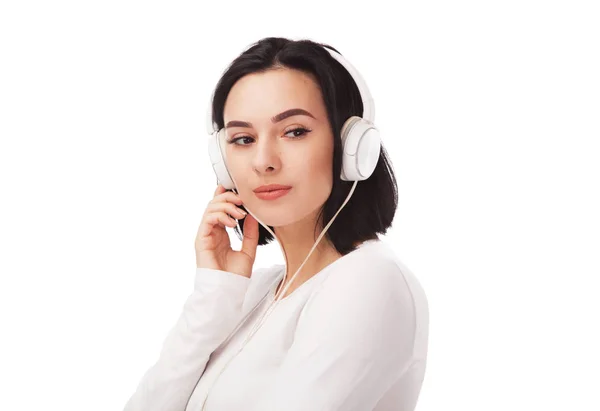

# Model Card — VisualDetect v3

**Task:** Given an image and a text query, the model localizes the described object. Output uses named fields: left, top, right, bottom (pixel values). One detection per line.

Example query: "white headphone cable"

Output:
left=199, top=179, right=358, bottom=410
left=242, top=180, right=358, bottom=341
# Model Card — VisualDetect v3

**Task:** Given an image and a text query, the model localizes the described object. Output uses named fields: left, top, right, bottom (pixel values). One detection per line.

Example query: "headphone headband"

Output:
left=322, top=46, right=375, bottom=123
left=205, top=45, right=375, bottom=135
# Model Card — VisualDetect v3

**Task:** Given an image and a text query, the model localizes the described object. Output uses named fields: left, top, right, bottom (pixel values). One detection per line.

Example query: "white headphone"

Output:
left=196, top=45, right=381, bottom=410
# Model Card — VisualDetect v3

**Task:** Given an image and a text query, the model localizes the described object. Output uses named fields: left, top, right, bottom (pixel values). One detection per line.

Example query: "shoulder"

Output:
left=294, top=240, right=423, bottom=356
left=320, top=240, right=414, bottom=300
left=305, top=240, right=428, bottom=331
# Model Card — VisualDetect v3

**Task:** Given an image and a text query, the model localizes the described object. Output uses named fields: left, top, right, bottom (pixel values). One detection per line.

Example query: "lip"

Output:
left=253, top=184, right=292, bottom=193
left=254, top=188, right=291, bottom=201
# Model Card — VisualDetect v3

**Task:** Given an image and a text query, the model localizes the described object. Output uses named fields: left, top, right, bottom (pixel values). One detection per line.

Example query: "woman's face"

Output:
left=222, top=67, right=334, bottom=228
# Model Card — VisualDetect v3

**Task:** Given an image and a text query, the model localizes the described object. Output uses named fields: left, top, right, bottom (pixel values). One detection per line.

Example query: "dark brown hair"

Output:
left=209, top=37, right=398, bottom=255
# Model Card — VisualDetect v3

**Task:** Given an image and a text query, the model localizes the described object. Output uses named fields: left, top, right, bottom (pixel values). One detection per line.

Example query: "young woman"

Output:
left=123, top=37, right=429, bottom=411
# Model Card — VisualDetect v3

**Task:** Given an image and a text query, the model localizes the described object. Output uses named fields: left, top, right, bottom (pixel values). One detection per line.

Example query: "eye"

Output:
left=284, top=127, right=311, bottom=138
left=227, top=136, right=254, bottom=146
left=227, top=127, right=312, bottom=146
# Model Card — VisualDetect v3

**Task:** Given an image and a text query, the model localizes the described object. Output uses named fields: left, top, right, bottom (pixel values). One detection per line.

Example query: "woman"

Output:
left=123, top=37, right=429, bottom=411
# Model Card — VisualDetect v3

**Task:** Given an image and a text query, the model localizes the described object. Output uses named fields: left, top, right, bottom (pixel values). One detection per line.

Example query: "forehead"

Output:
left=223, top=68, right=324, bottom=122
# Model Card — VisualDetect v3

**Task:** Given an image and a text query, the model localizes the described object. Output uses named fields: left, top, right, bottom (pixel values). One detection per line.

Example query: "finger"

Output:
left=199, top=212, right=235, bottom=238
left=198, top=219, right=212, bottom=238
left=206, top=202, right=247, bottom=219
left=240, top=213, right=259, bottom=261
left=219, top=212, right=237, bottom=227
left=211, top=191, right=243, bottom=206
left=220, top=191, right=244, bottom=205
left=214, top=184, right=226, bottom=196
left=198, top=214, right=220, bottom=238
left=209, top=212, right=236, bottom=227
left=228, top=203, right=247, bottom=219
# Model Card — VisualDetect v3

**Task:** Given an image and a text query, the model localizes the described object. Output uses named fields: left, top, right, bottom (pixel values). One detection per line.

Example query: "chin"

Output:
left=241, top=190, right=326, bottom=228
left=250, top=210, right=298, bottom=228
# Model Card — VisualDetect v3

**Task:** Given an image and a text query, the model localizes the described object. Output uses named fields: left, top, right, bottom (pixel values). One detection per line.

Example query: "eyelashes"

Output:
left=226, top=127, right=312, bottom=146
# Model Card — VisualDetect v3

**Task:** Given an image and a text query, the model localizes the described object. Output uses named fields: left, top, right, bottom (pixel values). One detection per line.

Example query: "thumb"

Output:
left=240, top=213, right=259, bottom=261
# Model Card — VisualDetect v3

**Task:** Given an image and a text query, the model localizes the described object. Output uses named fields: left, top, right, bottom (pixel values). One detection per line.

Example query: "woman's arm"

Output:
left=122, top=267, right=251, bottom=411
left=250, top=259, right=423, bottom=411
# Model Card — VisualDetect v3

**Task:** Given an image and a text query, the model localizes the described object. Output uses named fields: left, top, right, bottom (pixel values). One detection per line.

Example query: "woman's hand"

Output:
left=195, top=185, right=259, bottom=278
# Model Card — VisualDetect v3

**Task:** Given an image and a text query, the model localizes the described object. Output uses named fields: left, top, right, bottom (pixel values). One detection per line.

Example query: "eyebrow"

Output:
left=225, top=108, right=316, bottom=129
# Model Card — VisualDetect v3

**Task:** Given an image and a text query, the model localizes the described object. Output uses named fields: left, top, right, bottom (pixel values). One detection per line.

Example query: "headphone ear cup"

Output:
left=208, top=129, right=236, bottom=190
left=340, top=116, right=381, bottom=181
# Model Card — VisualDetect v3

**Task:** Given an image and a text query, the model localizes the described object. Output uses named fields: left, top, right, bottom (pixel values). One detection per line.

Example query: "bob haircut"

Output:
left=209, top=37, right=398, bottom=256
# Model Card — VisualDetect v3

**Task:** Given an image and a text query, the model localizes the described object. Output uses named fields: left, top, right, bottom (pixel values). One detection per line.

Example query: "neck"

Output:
left=272, top=211, right=342, bottom=293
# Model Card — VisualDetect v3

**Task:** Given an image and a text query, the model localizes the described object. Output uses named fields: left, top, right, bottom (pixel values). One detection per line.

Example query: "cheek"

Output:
left=225, top=153, right=251, bottom=190
left=302, top=147, right=334, bottom=187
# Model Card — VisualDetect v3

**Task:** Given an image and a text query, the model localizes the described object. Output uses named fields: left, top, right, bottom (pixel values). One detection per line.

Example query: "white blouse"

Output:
left=123, top=238, right=429, bottom=411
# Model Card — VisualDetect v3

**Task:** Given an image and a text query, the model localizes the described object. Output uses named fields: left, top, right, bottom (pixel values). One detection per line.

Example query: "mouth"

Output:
left=253, top=187, right=292, bottom=201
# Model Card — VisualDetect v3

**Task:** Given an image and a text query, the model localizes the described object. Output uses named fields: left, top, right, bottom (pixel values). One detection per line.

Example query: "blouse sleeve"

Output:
left=122, top=267, right=251, bottom=411
left=250, top=259, right=418, bottom=411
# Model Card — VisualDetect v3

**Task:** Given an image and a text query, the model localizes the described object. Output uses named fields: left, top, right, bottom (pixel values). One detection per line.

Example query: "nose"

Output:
left=251, top=135, right=281, bottom=175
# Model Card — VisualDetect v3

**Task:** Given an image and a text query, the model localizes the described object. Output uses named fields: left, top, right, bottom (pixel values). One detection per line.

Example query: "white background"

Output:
left=1, top=1, right=598, bottom=410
